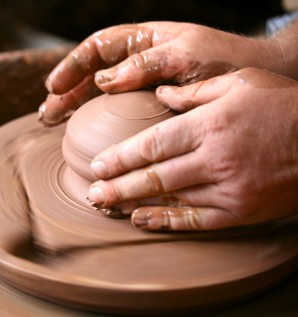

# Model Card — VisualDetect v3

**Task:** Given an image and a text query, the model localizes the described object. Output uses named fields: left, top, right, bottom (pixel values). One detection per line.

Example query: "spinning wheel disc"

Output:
left=0, top=113, right=298, bottom=316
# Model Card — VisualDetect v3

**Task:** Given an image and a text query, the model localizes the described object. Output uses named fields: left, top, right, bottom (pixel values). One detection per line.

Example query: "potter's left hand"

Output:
left=38, top=19, right=298, bottom=126
left=88, top=67, right=298, bottom=231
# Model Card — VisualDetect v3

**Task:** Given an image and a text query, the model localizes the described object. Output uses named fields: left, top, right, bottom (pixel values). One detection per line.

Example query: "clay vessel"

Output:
left=62, top=90, right=175, bottom=184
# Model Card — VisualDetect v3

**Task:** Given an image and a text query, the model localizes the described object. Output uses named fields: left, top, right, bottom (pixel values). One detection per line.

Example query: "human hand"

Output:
left=39, top=21, right=285, bottom=126
left=88, top=67, right=298, bottom=231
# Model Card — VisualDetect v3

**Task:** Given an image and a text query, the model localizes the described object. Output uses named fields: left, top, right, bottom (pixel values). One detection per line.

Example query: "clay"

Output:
left=0, top=92, right=298, bottom=315
left=62, top=90, right=175, bottom=182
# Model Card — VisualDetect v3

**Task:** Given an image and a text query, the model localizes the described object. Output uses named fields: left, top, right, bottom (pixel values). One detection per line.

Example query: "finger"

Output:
left=91, top=110, right=204, bottom=179
left=94, top=193, right=180, bottom=219
left=93, top=30, right=240, bottom=94
left=46, top=24, right=155, bottom=94
left=39, top=75, right=102, bottom=127
left=93, top=42, right=186, bottom=93
left=87, top=170, right=170, bottom=208
left=94, top=183, right=218, bottom=218
left=88, top=149, right=215, bottom=208
left=156, top=71, right=239, bottom=112
left=131, top=206, right=238, bottom=231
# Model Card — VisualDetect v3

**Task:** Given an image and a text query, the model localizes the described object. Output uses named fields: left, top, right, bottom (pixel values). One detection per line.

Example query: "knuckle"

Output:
left=207, top=110, right=235, bottom=133
left=138, top=126, right=164, bottom=162
left=202, top=112, right=239, bottom=175
left=107, top=181, right=125, bottom=205
left=146, top=167, right=165, bottom=194
left=160, top=207, right=202, bottom=231
left=130, top=52, right=165, bottom=78
left=208, top=152, right=239, bottom=177
left=182, top=208, right=202, bottom=230
left=189, top=82, right=206, bottom=99
left=130, top=53, right=145, bottom=69
left=220, top=180, right=254, bottom=215
left=113, top=148, right=130, bottom=174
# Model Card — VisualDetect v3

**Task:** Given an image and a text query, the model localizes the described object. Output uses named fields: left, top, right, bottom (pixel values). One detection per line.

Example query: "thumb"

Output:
left=156, top=71, right=239, bottom=112
left=131, top=206, right=240, bottom=231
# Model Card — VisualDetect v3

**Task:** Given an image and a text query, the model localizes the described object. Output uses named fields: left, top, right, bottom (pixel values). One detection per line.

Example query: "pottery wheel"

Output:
left=0, top=113, right=298, bottom=316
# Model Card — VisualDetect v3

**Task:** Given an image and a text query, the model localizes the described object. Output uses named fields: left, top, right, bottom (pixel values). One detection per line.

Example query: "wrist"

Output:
left=262, top=19, right=298, bottom=80
left=222, top=34, right=283, bottom=78
left=273, top=19, right=298, bottom=80
left=237, top=18, right=298, bottom=80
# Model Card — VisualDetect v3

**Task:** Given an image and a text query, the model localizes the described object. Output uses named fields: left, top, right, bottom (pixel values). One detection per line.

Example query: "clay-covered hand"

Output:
left=39, top=21, right=288, bottom=126
left=88, top=67, right=298, bottom=231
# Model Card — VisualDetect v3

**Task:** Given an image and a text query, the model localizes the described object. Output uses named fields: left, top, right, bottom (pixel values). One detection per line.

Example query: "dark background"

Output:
left=0, top=0, right=287, bottom=124
left=0, top=0, right=285, bottom=51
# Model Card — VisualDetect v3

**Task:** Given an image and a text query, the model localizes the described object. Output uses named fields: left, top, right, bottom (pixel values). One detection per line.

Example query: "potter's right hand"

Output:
left=39, top=20, right=297, bottom=126
left=88, top=68, right=298, bottom=231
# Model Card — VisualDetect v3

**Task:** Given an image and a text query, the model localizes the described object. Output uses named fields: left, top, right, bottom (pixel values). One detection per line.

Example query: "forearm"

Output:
left=273, top=18, right=298, bottom=79
left=253, top=18, right=298, bottom=80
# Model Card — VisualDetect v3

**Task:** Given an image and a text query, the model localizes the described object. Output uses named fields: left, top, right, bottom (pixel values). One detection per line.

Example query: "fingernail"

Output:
left=95, top=68, right=117, bottom=85
left=90, top=160, right=109, bottom=178
left=88, top=186, right=105, bottom=205
left=157, top=86, right=177, bottom=95
left=132, top=209, right=152, bottom=228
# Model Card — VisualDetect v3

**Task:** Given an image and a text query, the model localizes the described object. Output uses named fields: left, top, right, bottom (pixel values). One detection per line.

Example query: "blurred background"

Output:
left=0, top=0, right=294, bottom=51
left=0, top=0, right=297, bottom=124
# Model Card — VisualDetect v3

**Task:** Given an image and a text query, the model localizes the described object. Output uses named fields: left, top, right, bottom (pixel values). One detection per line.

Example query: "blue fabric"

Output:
left=266, top=11, right=298, bottom=35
